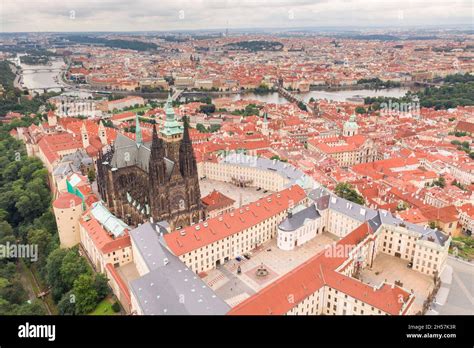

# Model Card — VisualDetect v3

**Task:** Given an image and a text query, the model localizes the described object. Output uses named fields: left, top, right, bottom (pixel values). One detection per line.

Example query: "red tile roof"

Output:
left=80, top=211, right=131, bottom=254
left=456, top=120, right=474, bottom=134
left=37, top=133, right=83, bottom=164
left=53, top=192, right=82, bottom=209
left=201, top=190, right=235, bottom=211
left=229, top=223, right=412, bottom=316
left=164, top=185, right=306, bottom=256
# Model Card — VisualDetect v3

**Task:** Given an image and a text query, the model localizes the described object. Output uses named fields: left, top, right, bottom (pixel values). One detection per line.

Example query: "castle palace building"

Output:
left=96, top=96, right=205, bottom=230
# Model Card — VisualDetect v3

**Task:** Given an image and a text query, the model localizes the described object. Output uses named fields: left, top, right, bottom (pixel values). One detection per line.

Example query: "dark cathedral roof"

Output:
left=109, top=133, right=174, bottom=177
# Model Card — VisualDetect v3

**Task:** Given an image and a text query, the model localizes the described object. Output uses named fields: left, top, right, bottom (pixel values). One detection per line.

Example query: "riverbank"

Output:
left=82, top=86, right=411, bottom=104
left=22, top=60, right=414, bottom=103
left=7, top=62, right=23, bottom=90
left=308, top=81, right=415, bottom=91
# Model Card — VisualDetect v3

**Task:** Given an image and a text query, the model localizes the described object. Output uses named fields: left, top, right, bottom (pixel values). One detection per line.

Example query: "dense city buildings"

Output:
left=0, top=5, right=473, bottom=334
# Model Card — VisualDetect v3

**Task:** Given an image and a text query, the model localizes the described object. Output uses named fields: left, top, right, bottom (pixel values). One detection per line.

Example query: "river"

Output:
left=230, top=88, right=410, bottom=104
left=17, top=55, right=410, bottom=102
left=17, top=56, right=65, bottom=93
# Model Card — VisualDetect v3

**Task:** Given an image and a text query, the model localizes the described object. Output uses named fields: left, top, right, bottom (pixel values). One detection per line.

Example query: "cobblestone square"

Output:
left=203, top=232, right=338, bottom=307
left=199, top=178, right=273, bottom=208
left=359, top=253, right=434, bottom=313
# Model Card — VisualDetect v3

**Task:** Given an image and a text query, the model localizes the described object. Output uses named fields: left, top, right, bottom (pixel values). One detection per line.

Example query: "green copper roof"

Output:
left=90, top=201, right=128, bottom=238
left=135, top=113, right=143, bottom=145
left=66, top=174, right=86, bottom=211
left=161, top=95, right=183, bottom=136
left=344, top=113, right=358, bottom=129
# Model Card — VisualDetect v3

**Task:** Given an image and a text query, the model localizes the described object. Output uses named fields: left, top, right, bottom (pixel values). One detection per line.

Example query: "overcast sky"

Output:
left=0, top=0, right=472, bottom=33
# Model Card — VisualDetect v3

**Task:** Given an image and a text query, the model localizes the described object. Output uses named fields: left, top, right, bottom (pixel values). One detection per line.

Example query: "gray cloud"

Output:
left=0, top=0, right=471, bottom=32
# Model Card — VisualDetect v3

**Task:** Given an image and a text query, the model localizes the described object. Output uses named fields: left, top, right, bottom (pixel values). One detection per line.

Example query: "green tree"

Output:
left=196, top=123, right=207, bottom=133
left=73, top=274, right=98, bottom=314
left=0, top=220, right=15, bottom=244
left=87, top=168, right=96, bottom=183
left=0, top=279, right=27, bottom=305
left=209, top=124, right=221, bottom=133
left=433, top=176, right=446, bottom=188
left=60, top=250, right=91, bottom=290
left=13, top=300, right=46, bottom=315
left=46, top=248, right=69, bottom=301
left=27, top=228, right=54, bottom=268
left=57, top=291, right=76, bottom=315
left=334, top=183, right=365, bottom=205
left=297, top=101, right=307, bottom=111
left=94, top=273, right=110, bottom=300
left=199, top=104, right=216, bottom=115
left=111, top=301, right=121, bottom=313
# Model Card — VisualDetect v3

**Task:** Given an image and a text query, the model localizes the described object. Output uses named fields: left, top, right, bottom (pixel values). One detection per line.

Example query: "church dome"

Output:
left=344, top=114, right=359, bottom=130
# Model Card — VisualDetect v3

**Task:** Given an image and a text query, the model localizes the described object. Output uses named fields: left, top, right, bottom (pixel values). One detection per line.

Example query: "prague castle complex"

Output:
left=96, top=97, right=205, bottom=230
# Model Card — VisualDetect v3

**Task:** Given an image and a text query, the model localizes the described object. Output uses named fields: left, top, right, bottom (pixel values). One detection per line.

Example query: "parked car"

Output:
left=244, top=253, right=251, bottom=260
left=407, top=262, right=413, bottom=268
left=236, top=256, right=242, bottom=262
left=256, top=187, right=261, bottom=191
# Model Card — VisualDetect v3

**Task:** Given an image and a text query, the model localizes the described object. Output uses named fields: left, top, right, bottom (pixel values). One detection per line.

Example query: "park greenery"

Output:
left=334, top=183, right=365, bottom=205
left=431, top=176, right=446, bottom=188
left=0, top=111, right=111, bottom=315
left=64, top=35, right=159, bottom=51
left=196, top=123, right=221, bottom=133
left=0, top=61, right=59, bottom=116
left=364, top=73, right=474, bottom=110
left=0, top=125, right=53, bottom=314
left=357, top=77, right=401, bottom=89
left=224, top=40, right=283, bottom=52
left=253, top=84, right=273, bottom=94
left=450, top=236, right=474, bottom=261
left=231, top=103, right=262, bottom=117
left=199, top=104, right=216, bottom=115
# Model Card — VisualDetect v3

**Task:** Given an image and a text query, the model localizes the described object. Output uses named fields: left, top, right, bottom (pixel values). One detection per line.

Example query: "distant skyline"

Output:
left=0, top=0, right=472, bottom=33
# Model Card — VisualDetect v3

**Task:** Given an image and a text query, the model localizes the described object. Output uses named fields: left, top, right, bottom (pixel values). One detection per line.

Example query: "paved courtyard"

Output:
left=203, top=232, right=338, bottom=307
left=116, top=262, right=141, bottom=285
left=199, top=178, right=272, bottom=208
left=359, top=253, right=434, bottom=314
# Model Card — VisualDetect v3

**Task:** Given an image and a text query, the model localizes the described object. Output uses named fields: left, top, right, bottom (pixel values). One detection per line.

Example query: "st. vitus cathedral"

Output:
left=96, top=96, right=205, bottom=230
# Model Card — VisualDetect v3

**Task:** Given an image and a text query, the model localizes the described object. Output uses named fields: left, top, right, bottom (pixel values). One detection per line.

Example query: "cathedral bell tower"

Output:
left=179, top=116, right=197, bottom=177
left=149, top=123, right=169, bottom=220
left=160, top=95, right=184, bottom=166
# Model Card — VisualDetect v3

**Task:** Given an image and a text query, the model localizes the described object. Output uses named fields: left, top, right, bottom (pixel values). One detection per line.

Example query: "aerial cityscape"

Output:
left=0, top=0, right=472, bottom=345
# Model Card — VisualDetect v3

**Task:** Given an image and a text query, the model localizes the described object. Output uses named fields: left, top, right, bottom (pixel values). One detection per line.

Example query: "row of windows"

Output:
left=183, top=217, right=279, bottom=272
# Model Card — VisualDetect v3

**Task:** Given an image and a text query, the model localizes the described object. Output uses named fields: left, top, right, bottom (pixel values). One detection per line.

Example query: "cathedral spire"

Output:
left=150, top=121, right=166, bottom=184
left=182, top=114, right=191, bottom=143
left=151, top=122, right=164, bottom=155
left=161, top=95, right=183, bottom=137
left=135, top=113, right=142, bottom=145
left=179, top=116, right=196, bottom=177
